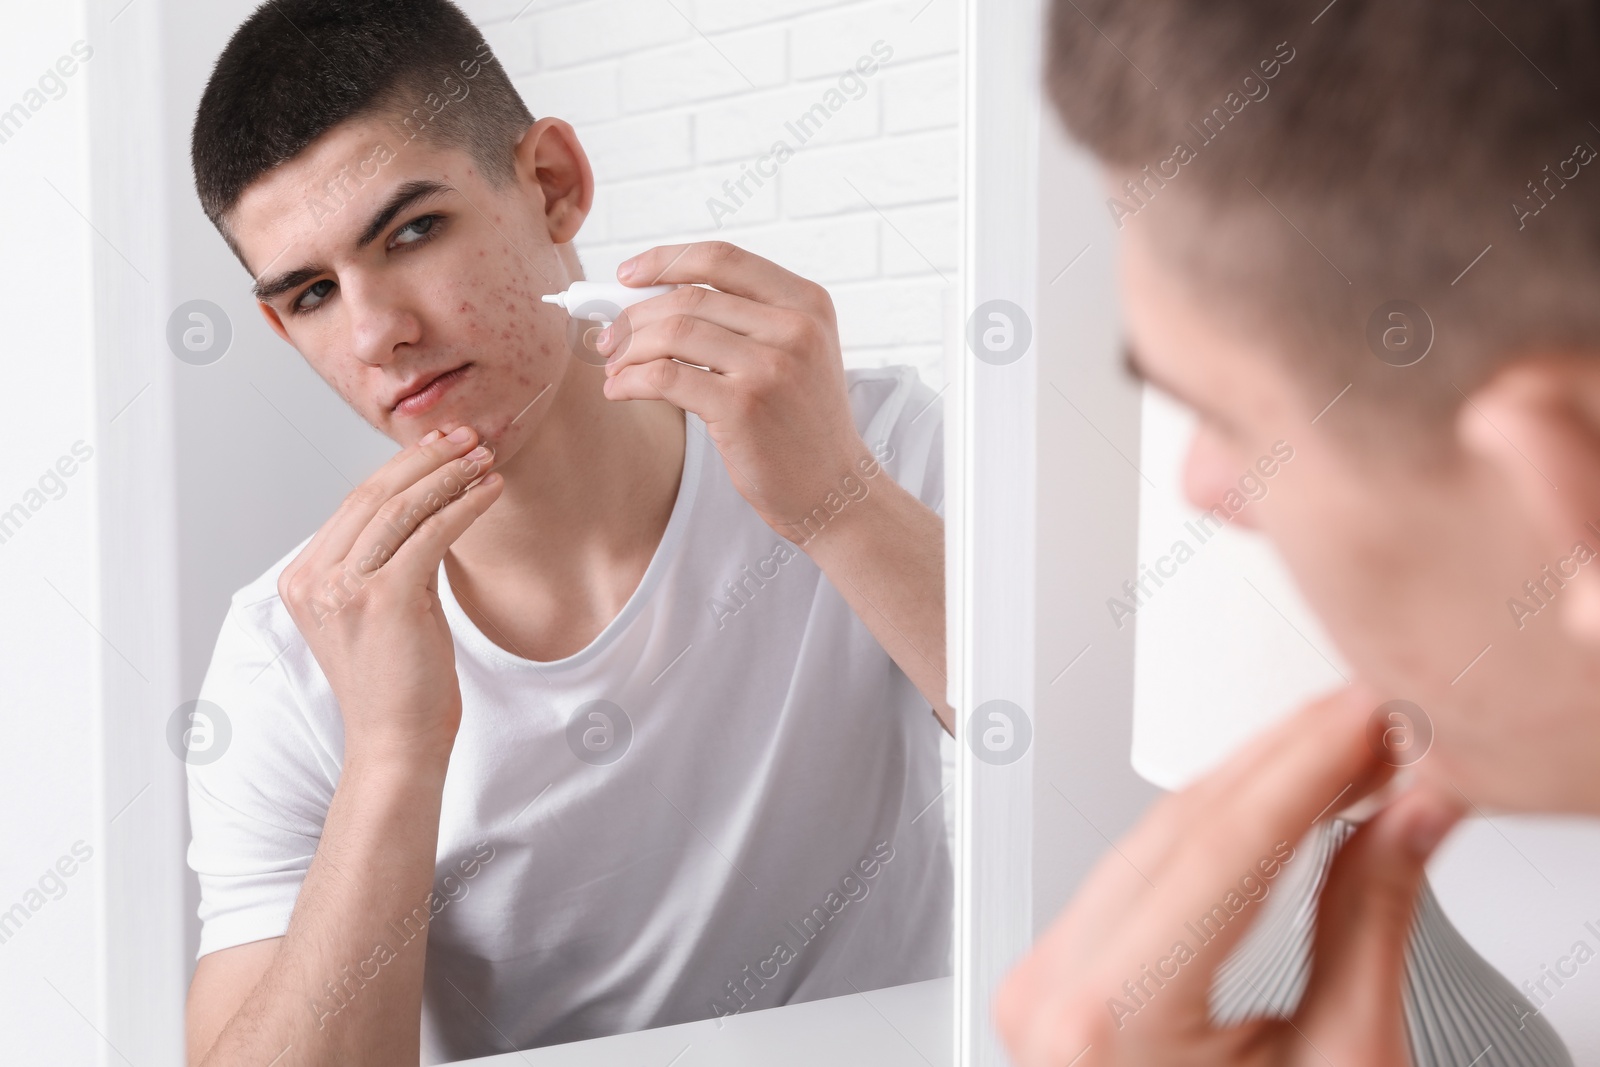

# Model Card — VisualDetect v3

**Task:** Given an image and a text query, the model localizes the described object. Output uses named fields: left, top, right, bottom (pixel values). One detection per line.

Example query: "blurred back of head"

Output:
left=1047, top=0, right=1600, bottom=445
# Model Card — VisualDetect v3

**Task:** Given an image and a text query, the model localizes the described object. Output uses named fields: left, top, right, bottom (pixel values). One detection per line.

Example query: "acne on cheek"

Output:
left=514, top=360, right=536, bottom=390
left=507, top=344, right=554, bottom=393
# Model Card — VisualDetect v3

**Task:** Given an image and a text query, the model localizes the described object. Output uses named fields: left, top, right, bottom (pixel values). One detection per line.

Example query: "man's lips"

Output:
left=391, top=363, right=471, bottom=414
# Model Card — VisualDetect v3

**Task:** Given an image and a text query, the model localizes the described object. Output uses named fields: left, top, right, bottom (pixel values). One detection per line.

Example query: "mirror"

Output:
left=175, top=1, right=961, bottom=1062
left=0, top=0, right=962, bottom=1063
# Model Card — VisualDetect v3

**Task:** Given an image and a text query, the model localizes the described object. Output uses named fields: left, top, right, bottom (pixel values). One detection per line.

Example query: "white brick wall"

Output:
left=461, top=0, right=959, bottom=389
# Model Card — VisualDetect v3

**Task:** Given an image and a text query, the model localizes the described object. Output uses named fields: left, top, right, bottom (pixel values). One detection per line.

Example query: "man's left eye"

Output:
left=392, top=214, right=440, bottom=247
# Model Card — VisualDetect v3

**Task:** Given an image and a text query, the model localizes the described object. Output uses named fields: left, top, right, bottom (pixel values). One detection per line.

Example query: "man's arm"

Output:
left=595, top=242, right=953, bottom=733
left=795, top=466, right=952, bottom=733
left=188, top=937, right=280, bottom=1062
left=189, top=757, right=448, bottom=1065
left=187, top=427, right=504, bottom=1065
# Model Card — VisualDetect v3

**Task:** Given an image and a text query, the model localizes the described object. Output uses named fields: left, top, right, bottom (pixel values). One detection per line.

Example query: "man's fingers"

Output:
left=303, top=427, right=486, bottom=568
left=1019, top=789, right=1192, bottom=973
left=280, top=431, right=467, bottom=601
left=604, top=312, right=765, bottom=379
left=1018, top=689, right=1393, bottom=1012
left=1182, top=684, right=1389, bottom=827
left=994, top=689, right=1417, bottom=1065
left=619, top=241, right=823, bottom=310
left=343, top=444, right=497, bottom=581
left=1102, top=689, right=1384, bottom=914
left=1177, top=688, right=1390, bottom=868
left=603, top=357, right=734, bottom=420
left=610, top=284, right=816, bottom=351
left=1294, top=785, right=1465, bottom=1058
left=1065, top=691, right=1389, bottom=1017
left=378, top=470, right=505, bottom=591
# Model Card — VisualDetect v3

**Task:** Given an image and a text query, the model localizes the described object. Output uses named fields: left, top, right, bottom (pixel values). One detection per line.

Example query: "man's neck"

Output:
left=440, top=359, right=687, bottom=659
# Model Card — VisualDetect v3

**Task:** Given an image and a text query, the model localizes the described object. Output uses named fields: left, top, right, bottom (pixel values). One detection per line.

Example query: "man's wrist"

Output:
left=341, top=741, right=453, bottom=796
left=783, top=442, right=896, bottom=561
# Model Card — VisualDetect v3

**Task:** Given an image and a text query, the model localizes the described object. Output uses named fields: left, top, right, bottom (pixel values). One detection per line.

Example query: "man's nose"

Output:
left=1182, top=427, right=1261, bottom=531
left=345, top=280, right=422, bottom=366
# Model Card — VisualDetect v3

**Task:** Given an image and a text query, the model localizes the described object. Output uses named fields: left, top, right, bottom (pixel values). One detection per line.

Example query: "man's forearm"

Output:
left=199, top=755, right=449, bottom=1066
left=800, top=472, right=954, bottom=734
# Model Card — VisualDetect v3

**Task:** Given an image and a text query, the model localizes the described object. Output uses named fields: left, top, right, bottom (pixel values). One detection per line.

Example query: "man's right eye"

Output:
left=293, top=279, right=336, bottom=314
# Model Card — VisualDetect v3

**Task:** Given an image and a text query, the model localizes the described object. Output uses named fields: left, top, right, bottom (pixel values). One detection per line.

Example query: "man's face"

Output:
left=229, top=115, right=580, bottom=457
left=1118, top=216, right=1600, bottom=814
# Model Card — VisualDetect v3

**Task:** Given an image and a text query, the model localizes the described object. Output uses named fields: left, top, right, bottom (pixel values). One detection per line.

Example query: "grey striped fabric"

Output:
left=1209, top=819, right=1570, bottom=1066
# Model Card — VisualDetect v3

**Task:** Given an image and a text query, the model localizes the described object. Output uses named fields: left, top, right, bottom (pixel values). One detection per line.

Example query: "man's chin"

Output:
left=375, top=411, right=484, bottom=451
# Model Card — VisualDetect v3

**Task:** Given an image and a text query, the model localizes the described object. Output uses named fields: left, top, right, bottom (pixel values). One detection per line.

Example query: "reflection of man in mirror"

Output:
left=999, top=2, right=1598, bottom=1064
left=180, top=2, right=952, bottom=1063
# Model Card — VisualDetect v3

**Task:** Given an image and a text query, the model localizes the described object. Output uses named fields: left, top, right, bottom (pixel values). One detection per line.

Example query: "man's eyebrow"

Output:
left=355, top=179, right=453, bottom=249
left=1123, top=337, right=1194, bottom=410
left=254, top=266, right=322, bottom=303
left=250, top=180, right=454, bottom=303
left=1124, top=338, right=1241, bottom=435
left=1123, top=341, right=1188, bottom=402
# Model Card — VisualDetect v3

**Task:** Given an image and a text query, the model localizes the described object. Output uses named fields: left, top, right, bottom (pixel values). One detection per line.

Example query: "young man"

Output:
left=183, top=1, right=952, bottom=1063
left=998, top=0, right=1600, bottom=1063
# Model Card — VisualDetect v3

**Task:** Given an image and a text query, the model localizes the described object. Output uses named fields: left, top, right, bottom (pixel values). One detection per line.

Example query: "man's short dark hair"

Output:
left=1047, top=0, right=1600, bottom=441
left=192, top=0, right=533, bottom=259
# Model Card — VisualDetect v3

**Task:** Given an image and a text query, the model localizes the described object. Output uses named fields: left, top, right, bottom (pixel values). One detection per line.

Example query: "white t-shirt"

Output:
left=186, top=366, right=951, bottom=1064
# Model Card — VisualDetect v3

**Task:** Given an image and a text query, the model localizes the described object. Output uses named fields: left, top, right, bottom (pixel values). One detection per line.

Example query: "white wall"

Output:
left=0, top=5, right=103, bottom=1062
left=2, top=1, right=188, bottom=1063
left=1029, top=110, right=1158, bottom=931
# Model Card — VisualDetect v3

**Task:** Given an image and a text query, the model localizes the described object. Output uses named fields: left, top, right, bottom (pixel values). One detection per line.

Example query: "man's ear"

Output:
left=258, top=301, right=292, bottom=345
left=1459, top=354, right=1600, bottom=644
left=511, top=117, right=593, bottom=245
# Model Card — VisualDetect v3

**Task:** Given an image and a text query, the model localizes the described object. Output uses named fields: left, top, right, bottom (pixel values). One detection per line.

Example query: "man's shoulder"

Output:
left=193, top=530, right=340, bottom=778
left=844, top=361, right=934, bottom=422
left=843, top=365, right=941, bottom=446
left=843, top=365, right=943, bottom=512
left=220, top=531, right=317, bottom=644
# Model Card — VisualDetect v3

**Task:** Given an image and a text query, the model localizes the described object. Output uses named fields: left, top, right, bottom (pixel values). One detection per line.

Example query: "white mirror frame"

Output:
left=92, top=0, right=191, bottom=1062
left=953, top=0, right=1042, bottom=1063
